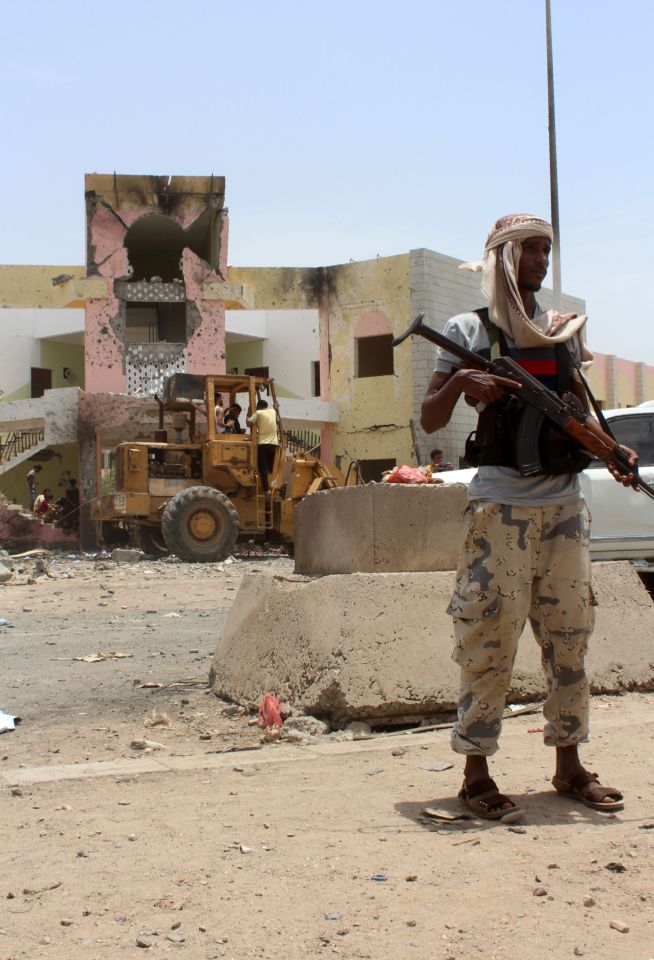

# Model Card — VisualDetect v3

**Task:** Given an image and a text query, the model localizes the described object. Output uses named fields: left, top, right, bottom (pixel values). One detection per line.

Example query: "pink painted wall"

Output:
left=615, top=356, right=637, bottom=406
left=353, top=310, right=393, bottom=339
left=84, top=181, right=229, bottom=392
left=182, top=249, right=226, bottom=374
left=84, top=298, right=124, bottom=393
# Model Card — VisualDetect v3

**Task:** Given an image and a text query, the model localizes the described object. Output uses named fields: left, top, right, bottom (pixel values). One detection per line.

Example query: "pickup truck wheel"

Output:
left=161, top=486, right=239, bottom=562
left=136, top=524, right=169, bottom=557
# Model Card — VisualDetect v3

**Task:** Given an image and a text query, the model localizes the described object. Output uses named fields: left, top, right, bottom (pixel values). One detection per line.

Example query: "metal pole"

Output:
left=545, top=0, right=562, bottom=310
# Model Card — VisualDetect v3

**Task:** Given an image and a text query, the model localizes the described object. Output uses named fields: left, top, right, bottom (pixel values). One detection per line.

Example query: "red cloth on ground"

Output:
left=257, top=693, right=282, bottom=728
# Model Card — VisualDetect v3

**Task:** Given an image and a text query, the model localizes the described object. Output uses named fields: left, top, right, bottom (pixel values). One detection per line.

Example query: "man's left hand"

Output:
left=608, top=444, right=639, bottom=487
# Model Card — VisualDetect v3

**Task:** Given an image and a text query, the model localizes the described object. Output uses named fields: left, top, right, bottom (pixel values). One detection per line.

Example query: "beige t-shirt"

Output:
left=249, top=408, right=279, bottom=445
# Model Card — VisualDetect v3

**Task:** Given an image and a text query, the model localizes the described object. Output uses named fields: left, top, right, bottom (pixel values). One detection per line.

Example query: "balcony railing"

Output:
left=0, top=428, right=46, bottom=466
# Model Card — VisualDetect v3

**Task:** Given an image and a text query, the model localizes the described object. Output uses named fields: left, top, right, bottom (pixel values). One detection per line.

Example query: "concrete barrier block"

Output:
left=210, top=562, right=654, bottom=722
left=294, top=483, right=468, bottom=575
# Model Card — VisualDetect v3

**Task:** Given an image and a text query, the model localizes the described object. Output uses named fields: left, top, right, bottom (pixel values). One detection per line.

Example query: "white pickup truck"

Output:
left=438, top=401, right=654, bottom=563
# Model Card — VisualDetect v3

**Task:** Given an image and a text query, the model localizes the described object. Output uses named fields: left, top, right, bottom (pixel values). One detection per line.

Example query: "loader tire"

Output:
left=161, top=486, right=239, bottom=563
left=136, top=524, right=169, bottom=558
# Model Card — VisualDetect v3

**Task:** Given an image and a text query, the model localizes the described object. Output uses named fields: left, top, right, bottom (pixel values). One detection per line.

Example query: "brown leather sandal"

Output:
left=552, top=771, right=624, bottom=811
left=458, top=777, right=523, bottom=823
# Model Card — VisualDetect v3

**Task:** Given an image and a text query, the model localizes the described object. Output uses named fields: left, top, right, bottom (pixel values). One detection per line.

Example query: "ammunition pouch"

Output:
left=464, top=308, right=593, bottom=477
left=465, top=399, right=593, bottom=476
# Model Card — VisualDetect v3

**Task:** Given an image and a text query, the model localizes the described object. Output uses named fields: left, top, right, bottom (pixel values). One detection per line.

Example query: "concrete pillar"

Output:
left=78, top=433, right=99, bottom=552
left=636, top=362, right=646, bottom=405
left=606, top=354, right=618, bottom=409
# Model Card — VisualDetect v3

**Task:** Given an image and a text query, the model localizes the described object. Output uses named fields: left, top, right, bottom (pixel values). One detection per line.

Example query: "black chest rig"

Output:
left=464, top=309, right=593, bottom=476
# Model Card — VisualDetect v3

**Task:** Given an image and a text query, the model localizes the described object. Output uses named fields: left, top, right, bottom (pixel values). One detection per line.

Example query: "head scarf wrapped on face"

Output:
left=460, top=213, right=592, bottom=362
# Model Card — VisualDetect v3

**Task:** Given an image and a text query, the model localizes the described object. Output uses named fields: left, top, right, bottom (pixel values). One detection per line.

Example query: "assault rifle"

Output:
left=393, top=313, right=654, bottom=499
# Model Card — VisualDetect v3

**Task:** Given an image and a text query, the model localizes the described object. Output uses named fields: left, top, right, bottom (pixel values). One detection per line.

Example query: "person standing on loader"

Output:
left=420, top=212, right=632, bottom=820
left=248, top=398, right=280, bottom=493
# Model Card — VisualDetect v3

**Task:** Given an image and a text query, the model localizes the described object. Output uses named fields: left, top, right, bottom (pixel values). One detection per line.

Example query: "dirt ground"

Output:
left=1, top=553, right=653, bottom=960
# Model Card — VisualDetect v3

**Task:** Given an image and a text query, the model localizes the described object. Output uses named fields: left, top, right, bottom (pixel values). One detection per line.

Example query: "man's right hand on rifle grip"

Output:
left=454, top=368, right=523, bottom=405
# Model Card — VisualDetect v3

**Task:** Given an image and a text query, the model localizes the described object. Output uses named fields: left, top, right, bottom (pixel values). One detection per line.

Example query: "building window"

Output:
left=311, top=361, right=321, bottom=397
left=356, top=334, right=394, bottom=378
left=358, top=457, right=396, bottom=482
left=125, top=303, right=187, bottom=343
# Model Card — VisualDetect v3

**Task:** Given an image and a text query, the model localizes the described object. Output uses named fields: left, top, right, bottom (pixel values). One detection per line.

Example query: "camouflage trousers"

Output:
left=449, top=499, right=594, bottom=756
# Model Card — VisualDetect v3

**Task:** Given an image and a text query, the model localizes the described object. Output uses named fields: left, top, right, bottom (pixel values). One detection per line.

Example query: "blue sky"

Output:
left=1, top=0, right=652, bottom=361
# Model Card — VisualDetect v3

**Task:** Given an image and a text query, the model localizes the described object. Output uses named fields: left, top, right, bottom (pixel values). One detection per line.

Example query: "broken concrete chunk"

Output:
left=111, top=548, right=144, bottom=564
left=345, top=721, right=372, bottom=739
left=283, top=715, right=330, bottom=737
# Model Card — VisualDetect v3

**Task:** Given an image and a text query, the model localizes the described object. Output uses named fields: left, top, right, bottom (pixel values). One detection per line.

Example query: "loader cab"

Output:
left=162, top=372, right=285, bottom=495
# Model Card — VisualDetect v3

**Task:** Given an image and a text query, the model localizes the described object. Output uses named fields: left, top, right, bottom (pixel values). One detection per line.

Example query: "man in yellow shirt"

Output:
left=248, top=399, right=280, bottom=492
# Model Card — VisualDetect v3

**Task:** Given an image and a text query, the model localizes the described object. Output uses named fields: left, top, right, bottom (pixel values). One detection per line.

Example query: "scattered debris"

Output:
left=284, top=715, right=329, bottom=737
left=325, top=912, right=342, bottom=921
left=166, top=931, right=185, bottom=943
left=320, top=729, right=354, bottom=743
left=345, top=720, right=372, bottom=739
left=583, top=896, right=596, bottom=907
left=420, top=759, right=454, bottom=772
left=130, top=738, right=165, bottom=751
left=0, top=710, right=20, bottom=732
left=422, top=807, right=471, bottom=822
left=35, top=558, right=55, bottom=578
left=112, top=548, right=144, bottom=564
left=138, top=677, right=203, bottom=690
left=0, top=618, right=12, bottom=626
left=22, top=881, right=62, bottom=895
left=55, top=651, right=132, bottom=663
left=143, top=711, right=172, bottom=728
left=221, top=703, right=249, bottom=718
left=260, top=726, right=282, bottom=743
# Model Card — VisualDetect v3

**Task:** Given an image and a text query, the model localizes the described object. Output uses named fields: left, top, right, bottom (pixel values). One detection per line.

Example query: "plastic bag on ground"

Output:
left=384, top=464, right=429, bottom=485
left=257, top=693, right=283, bottom=728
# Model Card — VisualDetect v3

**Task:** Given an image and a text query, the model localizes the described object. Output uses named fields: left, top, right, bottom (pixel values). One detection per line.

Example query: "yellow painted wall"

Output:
left=324, top=255, right=413, bottom=467
left=40, top=341, right=85, bottom=390
left=1, top=383, right=31, bottom=403
left=227, top=267, right=320, bottom=310
left=225, top=341, right=264, bottom=375
left=0, top=445, right=80, bottom=510
left=585, top=365, right=606, bottom=406
left=0, top=265, right=104, bottom=308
